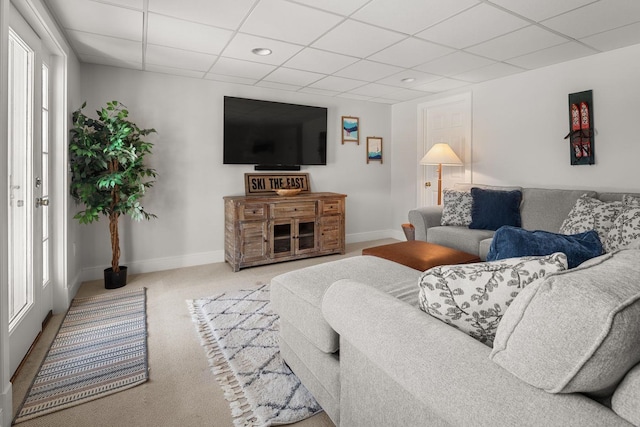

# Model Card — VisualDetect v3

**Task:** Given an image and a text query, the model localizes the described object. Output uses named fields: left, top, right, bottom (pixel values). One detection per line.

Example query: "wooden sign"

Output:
left=244, top=173, right=311, bottom=195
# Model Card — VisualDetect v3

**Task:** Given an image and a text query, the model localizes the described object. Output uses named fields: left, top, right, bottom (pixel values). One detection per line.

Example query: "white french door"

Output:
left=7, top=4, right=52, bottom=377
left=417, top=93, right=472, bottom=207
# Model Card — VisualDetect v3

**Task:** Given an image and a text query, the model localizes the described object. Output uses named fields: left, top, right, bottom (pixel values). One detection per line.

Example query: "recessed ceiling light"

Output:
left=402, top=77, right=416, bottom=83
left=252, top=48, right=272, bottom=56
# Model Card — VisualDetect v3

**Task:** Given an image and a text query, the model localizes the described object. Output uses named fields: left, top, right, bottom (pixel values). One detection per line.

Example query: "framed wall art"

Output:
left=564, top=90, right=594, bottom=165
left=341, top=116, right=359, bottom=144
left=366, top=137, right=383, bottom=164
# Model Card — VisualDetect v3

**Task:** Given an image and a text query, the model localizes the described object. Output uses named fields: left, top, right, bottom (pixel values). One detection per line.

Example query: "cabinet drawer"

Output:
left=271, top=202, right=316, bottom=218
left=240, top=203, right=267, bottom=220
left=321, top=199, right=343, bottom=215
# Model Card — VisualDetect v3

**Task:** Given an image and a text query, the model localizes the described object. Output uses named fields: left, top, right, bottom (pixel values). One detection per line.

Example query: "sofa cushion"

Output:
left=427, top=226, right=494, bottom=256
left=612, top=362, right=640, bottom=426
left=270, top=256, right=422, bottom=354
left=559, top=195, right=624, bottom=247
left=486, top=225, right=602, bottom=269
left=469, top=188, right=522, bottom=231
left=520, top=188, right=596, bottom=232
left=441, top=189, right=472, bottom=226
left=604, top=205, right=640, bottom=252
left=418, top=253, right=568, bottom=347
left=491, top=249, right=640, bottom=396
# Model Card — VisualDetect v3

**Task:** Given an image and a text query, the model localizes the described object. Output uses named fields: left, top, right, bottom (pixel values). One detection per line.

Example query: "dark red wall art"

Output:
left=564, top=90, right=594, bottom=165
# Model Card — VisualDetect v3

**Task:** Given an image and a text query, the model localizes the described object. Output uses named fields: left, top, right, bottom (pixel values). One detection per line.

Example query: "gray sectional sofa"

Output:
left=408, top=184, right=639, bottom=260
left=270, top=185, right=640, bottom=426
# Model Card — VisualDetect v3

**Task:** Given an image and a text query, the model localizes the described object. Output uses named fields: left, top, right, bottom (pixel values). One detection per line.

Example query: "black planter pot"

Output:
left=104, top=266, right=128, bottom=289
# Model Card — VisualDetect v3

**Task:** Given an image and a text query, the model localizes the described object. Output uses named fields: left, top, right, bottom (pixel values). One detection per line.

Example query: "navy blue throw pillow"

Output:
left=469, top=188, right=522, bottom=231
left=486, top=225, right=603, bottom=269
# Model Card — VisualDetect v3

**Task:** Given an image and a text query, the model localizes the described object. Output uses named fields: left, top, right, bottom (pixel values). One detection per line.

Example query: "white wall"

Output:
left=78, top=65, right=394, bottom=279
left=392, top=43, right=640, bottom=227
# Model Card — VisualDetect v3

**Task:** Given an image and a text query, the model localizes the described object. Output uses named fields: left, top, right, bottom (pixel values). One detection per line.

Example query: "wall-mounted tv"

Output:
left=223, top=96, right=327, bottom=170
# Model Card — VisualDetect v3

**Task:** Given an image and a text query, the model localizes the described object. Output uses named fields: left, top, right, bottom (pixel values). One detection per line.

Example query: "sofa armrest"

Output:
left=408, top=206, right=443, bottom=241
left=322, top=280, right=628, bottom=427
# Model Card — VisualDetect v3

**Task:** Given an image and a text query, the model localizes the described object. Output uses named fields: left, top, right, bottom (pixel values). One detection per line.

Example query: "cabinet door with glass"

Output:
left=270, top=218, right=317, bottom=258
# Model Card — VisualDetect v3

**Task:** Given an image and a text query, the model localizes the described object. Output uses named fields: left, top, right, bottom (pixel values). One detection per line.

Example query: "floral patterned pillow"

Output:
left=623, top=194, right=640, bottom=206
left=604, top=206, right=640, bottom=252
left=418, top=253, right=568, bottom=347
left=559, top=195, right=624, bottom=246
left=441, top=189, right=472, bottom=226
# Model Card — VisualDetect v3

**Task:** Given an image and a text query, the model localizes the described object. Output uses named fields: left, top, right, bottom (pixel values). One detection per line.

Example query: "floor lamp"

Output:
left=420, top=143, right=463, bottom=205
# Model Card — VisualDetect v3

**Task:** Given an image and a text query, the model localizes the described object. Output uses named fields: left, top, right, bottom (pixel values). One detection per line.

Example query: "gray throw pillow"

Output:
left=418, top=253, right=568, bottom=346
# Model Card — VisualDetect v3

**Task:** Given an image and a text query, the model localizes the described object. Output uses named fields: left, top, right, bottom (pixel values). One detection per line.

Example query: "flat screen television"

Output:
left=223, top=96, right=327, bottom=170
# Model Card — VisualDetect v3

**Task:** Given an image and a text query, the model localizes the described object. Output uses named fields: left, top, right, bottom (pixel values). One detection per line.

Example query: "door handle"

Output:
left=36, top=197, right=49, bottom=208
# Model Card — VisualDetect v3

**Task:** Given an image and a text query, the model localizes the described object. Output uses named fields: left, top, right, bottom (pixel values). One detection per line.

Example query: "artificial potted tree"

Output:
left=70, top=101, right=157, bottom=289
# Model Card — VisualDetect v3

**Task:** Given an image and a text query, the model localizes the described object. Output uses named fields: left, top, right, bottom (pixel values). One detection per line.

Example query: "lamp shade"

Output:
left=420, top=143, right=463, bottom=165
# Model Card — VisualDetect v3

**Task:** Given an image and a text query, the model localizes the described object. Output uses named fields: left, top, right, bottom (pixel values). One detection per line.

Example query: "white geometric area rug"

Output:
left=187, top=284, right=322, bottom=426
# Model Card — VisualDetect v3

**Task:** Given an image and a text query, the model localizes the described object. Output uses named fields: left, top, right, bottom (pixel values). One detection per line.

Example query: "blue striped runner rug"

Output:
left=14, top=288, right=149, bottom=424
left=188, top=284, right=322, bottom=426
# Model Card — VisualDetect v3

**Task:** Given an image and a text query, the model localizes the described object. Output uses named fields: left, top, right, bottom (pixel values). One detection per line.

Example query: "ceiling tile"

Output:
left=147, top=0, right=255, bottom=29
left=376, top=70, right=440, bottom=88
left=506, top=42, right=597, bottom=69
left=454, top=62, right=523, bottom=83
left=368, top=97, right=396, bottom=104
left=46, top=0, right=142, bottom=41
left=145, top=64, right=206, bottom=79
left=337, top=93, right=374, bottom=101
left=415, top=51, right=495, bottom=76
left=145, top=44, right=217, bottom=71
left=308, top=75, right=367, bottom=92
left=67, top=30, right=142, bottom=62
left=466, top=25, right=568, bottom=61
left=288, top=0, right=370, bottom=16
left=348, top=83, right=397, bottom=97
left=263, top=67, right=325, bottom=86
left=255, top=81, right=301, bottom=91
left=79, top=53, right=142, bottom=70
left=147, top=13, right=233, bottom=55
left=581, top=22, right=640, bottom=51
left=284, top=48, right=359, bottom=74
left=412, top=78, right=470, bottom=92
left=542, top=0, right=640, bottom=39
left=490, top=0, right=596, bottom=22
left=222, top=33, right=303, bottom=65
left=240, top=0, right=343, bottom=45
left=416, top=3, right=529, bottom=49
left=352, top=0, right=479, bottom=34
left=204, top=73, right=258, bottom=85
left=298, top=87, right=340, bottom=97
left=312, top=19, right=405, bottom=58
left=382, top=88, right=433, bottom=101
left=368, top=38, right=454, bottom=68
left=101, top=0, right=144, bottom=9
left=334, top=60, right=404, bottom=81
left=209, top=57, right=276, bottom=79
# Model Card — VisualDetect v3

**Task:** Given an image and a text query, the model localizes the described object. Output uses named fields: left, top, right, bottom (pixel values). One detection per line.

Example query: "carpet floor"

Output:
left=11, top=239, right=396, bottom=426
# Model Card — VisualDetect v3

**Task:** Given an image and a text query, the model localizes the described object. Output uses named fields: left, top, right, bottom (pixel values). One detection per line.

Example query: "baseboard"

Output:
left=79, top=230, right=404, bottom=282
left=81, top=250, right=225, bottom=282
left=0, top=381, right=12, bottom=427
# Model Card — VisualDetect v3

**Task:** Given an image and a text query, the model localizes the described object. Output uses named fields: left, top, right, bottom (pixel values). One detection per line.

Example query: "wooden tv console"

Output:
left=224, top=192, right=346, bottom=272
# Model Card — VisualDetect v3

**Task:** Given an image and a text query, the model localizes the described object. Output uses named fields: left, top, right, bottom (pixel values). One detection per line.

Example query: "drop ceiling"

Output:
left=43, top=0, right=640, bottom=104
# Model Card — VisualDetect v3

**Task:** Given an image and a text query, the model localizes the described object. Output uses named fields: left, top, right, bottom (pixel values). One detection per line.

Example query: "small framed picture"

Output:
left=341, top=116, right=359, bottom=144
left=367, top=137, right=383, bottom=164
